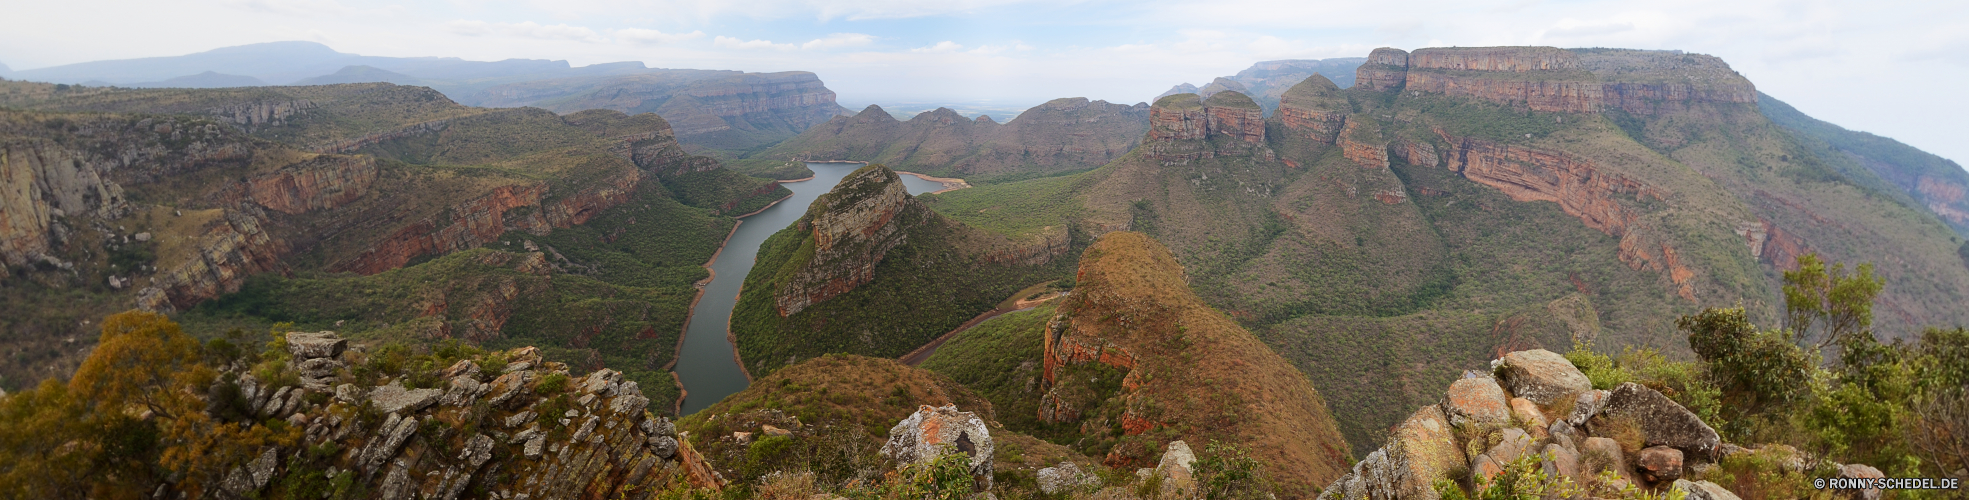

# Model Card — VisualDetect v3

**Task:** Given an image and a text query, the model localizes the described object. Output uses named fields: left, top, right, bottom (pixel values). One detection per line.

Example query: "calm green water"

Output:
left=673, top=164, right=944, bottom=415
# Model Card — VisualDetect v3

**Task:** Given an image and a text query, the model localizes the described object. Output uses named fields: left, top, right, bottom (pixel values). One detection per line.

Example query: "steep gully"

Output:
left=672, top=163, right=948, bottom=415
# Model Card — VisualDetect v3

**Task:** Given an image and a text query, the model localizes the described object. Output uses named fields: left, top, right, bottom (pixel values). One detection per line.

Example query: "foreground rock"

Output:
left=163, top=332, right=718, bottom=499
left=883, top=404, right=996, bottom=490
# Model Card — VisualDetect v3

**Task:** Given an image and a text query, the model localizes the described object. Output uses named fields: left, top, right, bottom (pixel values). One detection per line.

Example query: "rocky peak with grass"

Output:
left=1144, top=91, right=1270, bottom=161
left=774, top=164, right=923, bottom=316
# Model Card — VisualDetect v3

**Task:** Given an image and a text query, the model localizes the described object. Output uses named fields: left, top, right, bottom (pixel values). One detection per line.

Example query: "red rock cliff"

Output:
left=1434, top=130, right=1698, bottom=300
left=334, top=167, right=643, bottom=275
left=1365, top=47, right=1757, bottom=115
left=1274, top=74, right=1350, bottom=144
left=1144, top=91, right=1268, bottom=161
left=1355, top=48, right=1411, bottom=91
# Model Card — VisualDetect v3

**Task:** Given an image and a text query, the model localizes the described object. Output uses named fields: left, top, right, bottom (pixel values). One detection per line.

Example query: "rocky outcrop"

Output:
left=137, top=207, right=291, bottom=312
left=231, top=154, right=378, bottom=215
left=1341, top=119, right=1390, bottom=169
left=1204, top=92, right=1265, bottom=144
left=208, top=99, right=318, bottom=129
left=0, top=142, right=126, bottom=272
left=1319, top=349, right=1741, bottom=499
left=163, top=333, right=712, bottom=500
left=774, top=165, right=916, bottom=316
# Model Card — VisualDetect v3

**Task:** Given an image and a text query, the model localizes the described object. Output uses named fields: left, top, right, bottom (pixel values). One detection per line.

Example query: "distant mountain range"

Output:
left=1157, top=57, right=1368, bottom=112
left=2, top=41, right=851, bottom=152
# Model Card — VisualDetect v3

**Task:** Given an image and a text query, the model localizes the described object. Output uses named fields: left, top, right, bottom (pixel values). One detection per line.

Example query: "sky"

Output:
left=2, top=0, right=1966, bottom=165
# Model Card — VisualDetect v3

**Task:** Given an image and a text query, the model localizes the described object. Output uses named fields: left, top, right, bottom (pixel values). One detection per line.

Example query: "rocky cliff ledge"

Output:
left=774, top=165, right=918, bottom=316
left=1317, top=349, right=1886, bottom=500
left=1427, top=129, right=1697, bottom=301
left=168, top=331, right=719, bottom=499
left=1355, top=47, right=1757, bottom=114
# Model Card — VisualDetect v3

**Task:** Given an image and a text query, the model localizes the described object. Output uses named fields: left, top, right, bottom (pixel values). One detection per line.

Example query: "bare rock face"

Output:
left=1358, top=46, right=1757, bottom=114
left=773, top=164, right=917, bottom=316
left=881, top=404, right=995, bottom=490
left=1594, top=382, right=1721, bottom=461
left=1492, top=349, right=1592, bottom=406
left=1675, top=479, right=1745, bottom=500
left=1155, top=441, right=1199, bottom=497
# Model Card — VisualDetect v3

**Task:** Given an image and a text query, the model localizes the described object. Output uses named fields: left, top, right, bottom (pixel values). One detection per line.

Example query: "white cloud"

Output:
left=445, top=20, right=606, bottom=42
left=912, top=41, right=964, bottom=53
left=715, top=36, right=795, bottom=50
left=802, top=33, right=875, bottom=50
left=616, top=28, right=704, bottom=45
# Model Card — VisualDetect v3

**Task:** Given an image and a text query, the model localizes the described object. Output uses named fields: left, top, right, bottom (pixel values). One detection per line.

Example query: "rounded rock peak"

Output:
left=1202, top=90, right=1259, bottom=109
left=1152, top=93, right=1203, bottom=109
left=1368, top=47, right=1410, bottom=67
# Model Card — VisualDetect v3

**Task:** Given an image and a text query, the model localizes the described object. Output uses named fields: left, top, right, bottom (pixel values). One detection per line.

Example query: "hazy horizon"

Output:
left=4, top=0, right=1964, bottom=166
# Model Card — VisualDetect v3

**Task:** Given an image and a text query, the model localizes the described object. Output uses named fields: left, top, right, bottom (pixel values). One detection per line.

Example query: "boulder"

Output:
left=1837, top=463, right=1885, bottom=500
left=649, top=435, right=679, bottom=460
left=1597, top=383, right=1721, bottom=461
left=1317, top=404, right=1465, bottom=500
left=1486, top=428, right=1535, bottom=464
left=1541, top=443, right=1580, bottom=481
left=368, top=382, right=441, bottom=415
left=1509, top=397, right=1548, bottom=432
left=248, top=447, right=279, bottom=490
left=1674, top=479, right=1744, bottom=500
left=882, top=405, right=995, bottom=491
left=334, top=384, right=365, bottom=404
left=1566, top=389, right=1609, bottom=426
left=440, top=360, right=480, bottom=380
left=1156, top=441, right=1198, bottom=497
left=1493, top=349, right=1591, bottom=406
left=1579, top=437, right=1627, bottom=478
left=1037, top=462, right=1100, bottom=494
left=1472, top=454, right=1503, bottom=483
left=286, top=331, right=348, bottom=359
left=299, top=357, right=343, bottom=378
left=1442, top=377, right=1512, bottom=434
left=762, top=424, right=792, bottom=437
left=1637, top=446, right=1683, bottom=483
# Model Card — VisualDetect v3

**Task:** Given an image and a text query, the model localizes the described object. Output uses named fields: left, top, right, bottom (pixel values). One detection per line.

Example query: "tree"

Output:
left=1781, top=253, right=1884, bottom=353
left=1679, top=306, right=1813, bottom=439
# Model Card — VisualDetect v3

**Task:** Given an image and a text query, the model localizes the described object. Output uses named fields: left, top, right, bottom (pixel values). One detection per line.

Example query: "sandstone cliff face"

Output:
left=1362, top=47, right=1757, bottom=114
left=1355, top=48, right=1411, bottom=92
left=138, top=207, right=291, bottom=311
left=1143, top=91, right=1269, bottom=162
left=336, top=167, right=643, bottom=276
left=0, top=142, right=127, bottom=272
left=774, top=165, right=916, bottom=316
left=232, top=154, right=379, bottom=215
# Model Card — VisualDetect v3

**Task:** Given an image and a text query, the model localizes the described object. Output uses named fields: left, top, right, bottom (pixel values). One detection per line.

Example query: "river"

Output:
left=672, top=163, right=950, bottom=415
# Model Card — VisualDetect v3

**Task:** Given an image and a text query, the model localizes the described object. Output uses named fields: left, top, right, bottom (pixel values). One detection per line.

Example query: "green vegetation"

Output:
left=920, top=172, right=1092, bottom=239
left=729, top=201, right=1076, bottom=376
left=919, top=305, right=1079, bottom=439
